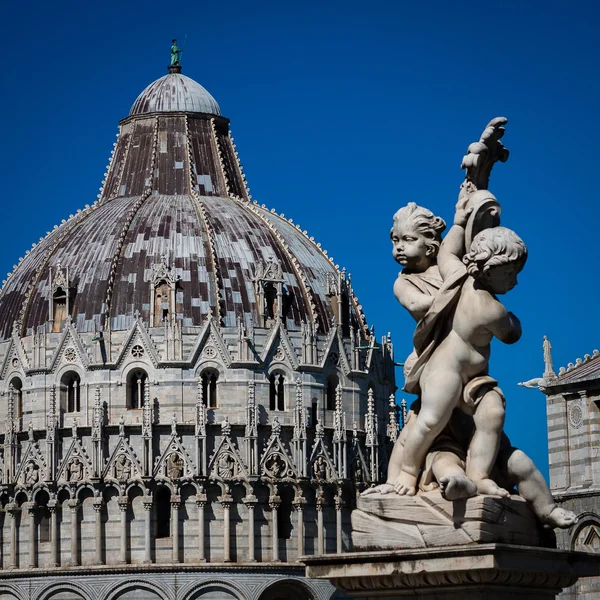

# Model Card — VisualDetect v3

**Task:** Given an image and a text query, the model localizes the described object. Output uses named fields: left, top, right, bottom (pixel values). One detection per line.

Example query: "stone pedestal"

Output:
left=304, top=544, right=600, bottom=599
left=352, top=492, right=545, bottom=550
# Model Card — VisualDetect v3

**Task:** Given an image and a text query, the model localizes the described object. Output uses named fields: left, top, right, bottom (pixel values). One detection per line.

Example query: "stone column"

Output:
left=118, top=496, right=128, bottom=564
left=25, top=503, right=36, bottom=568
left=68, top=500, right=80, bottom=567
left=220, top=494, right=233, bottom=562
left=195, top=494, right=207, bottom=562
left=335, top=494, right=343, bottom=554
left=48, top=500, right=58, bottom=567
left=293, top=496, right=305, bottom=559
left=92, top=499, right=103, bottom=565
left=269, top=495, right=281, bottom=562
left=142, top=498, right=153, bottom=564
left=243, top=495, right=257, bottom=562
left=316, top=495, right=324, bottom=555
left=171, top=496, right=180, bottom=564
left=7, top=504, right=17, bottom=569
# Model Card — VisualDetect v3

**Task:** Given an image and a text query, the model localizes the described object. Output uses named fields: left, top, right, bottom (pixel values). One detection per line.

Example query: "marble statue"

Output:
left=115, top=454, right=132, bottom=482
left=24, top=461, right=39, bottom=486
left=166, top=452, right=183, bottom=479
left=68, top=457, right=83, bottom=482
left=362, top=117, right=576, bottom=533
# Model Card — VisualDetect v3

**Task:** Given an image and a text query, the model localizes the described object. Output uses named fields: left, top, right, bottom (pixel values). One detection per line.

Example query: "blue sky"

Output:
left=2, top=0, right=599, bottom=478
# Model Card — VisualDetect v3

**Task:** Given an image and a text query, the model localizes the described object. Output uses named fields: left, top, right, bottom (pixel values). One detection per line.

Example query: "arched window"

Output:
left=201, top=370, right=218, bottom=408
left=10, top=377, right=23, bottom=419
left=155, top=487, right=171, bottom=538
left=154, top=281, right=172, bottom=326
left=60, top=371, right=81, bottom=413
left=127, top=369, right=147, bottom=409
left=52, top=286, right=68, bottom=333
left=326, top=374, right=339, bottom=411
left=311, top=398, right=319, bottom=428
left=36, top=491, right=51, bottom=543
left=269, top=372, right=285, bottom=411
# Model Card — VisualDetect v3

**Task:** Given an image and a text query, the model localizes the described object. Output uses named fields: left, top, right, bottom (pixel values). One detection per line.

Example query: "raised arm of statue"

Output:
left=437, top=199, right=472, bottom=281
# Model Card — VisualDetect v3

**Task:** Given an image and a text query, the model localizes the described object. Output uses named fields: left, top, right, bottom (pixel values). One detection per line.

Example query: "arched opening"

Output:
left=36, top=490, right=51, bottom=544
left=311, top=398, right=318, bottom=428
left=154, top=281, right=172, bottom=327
left=326, top=374, right=339, bottom=411
left=258, top=580, right=315, bottom=600
left=60, top=371, right=81, bottom=413
left=127, top=369, right=147, bottom=410
left=201, top=370, right=218, bottom=408
left=269, top=372, right=285, bottom=411
left=10, top=377, right=23, bottom=419
left=263, top=282, right=277, bottom=322
left=52, top=287, right=68, bottom=333
left=155, top=487, right=171, bottom=539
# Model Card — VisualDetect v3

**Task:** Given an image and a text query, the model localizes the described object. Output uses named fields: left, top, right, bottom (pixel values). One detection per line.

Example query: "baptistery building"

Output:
left=0, top=59, right=396, bottom=600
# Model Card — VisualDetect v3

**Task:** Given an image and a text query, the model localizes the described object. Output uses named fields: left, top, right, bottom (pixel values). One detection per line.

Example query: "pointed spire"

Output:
left=387, top=394, right=398, bottom=443
left=543, top=335, right=556, bottom=380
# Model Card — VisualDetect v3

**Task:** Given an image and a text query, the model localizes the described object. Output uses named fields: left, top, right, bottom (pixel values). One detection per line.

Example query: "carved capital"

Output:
left=293, top=495, right=307, bottom=508
left=243, top=494, right=258, bottom=507
left=92, top=500, right=104, bottom=513
left=118, top=497, right=128, bottom=511
left=219, top=494, right=233, bottom=508
left=268, top=495, right=281, bottom=510
left=170, top=495, right=181, bottom=510
left=195, top=493, right=207, bottom=508
left=68, top=499, right=80, bottom=512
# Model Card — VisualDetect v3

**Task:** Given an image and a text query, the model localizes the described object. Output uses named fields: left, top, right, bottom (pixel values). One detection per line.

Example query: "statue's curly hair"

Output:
left=463, top=226, right=527, bottom=277
left=391, top=203, right=446, bottom=257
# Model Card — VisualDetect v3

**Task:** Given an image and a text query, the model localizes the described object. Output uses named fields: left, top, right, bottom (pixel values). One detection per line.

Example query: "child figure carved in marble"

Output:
left=364, top=117, right=578, bottom=530
left=395, top=200, right=527, bottom=498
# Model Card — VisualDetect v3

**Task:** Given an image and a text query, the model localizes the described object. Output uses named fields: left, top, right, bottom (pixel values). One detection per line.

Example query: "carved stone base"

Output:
left=352, top=491, right=547, bottom=550
left=304, top=544, right=600, bottom=599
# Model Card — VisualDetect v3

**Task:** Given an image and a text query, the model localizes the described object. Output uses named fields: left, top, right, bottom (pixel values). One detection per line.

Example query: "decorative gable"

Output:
left=207, top=418, right=248, bottom=481
left=56, top=429, right=92, bottom=484
left=259, top=418, right=299, bottom=480
left=114, top=314, right=160, bottom=368
left=153, top=415, right=195, bottom=479
left=261, top=321, right=299, bottom=369
left=103, top=421, right=143, bottom=483
left=48, top=318, right=90, bottom=372
left=15, top=427, right=47, bottom=486
left=187, top=316, right=232, bottom=368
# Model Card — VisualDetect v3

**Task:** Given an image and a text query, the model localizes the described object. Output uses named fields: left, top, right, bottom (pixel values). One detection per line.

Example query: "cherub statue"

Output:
left=364, top=117, right=578, bottom=529
left=366, top=195, right=576, bottom=527
left=394, top=198, right=527, bottom=498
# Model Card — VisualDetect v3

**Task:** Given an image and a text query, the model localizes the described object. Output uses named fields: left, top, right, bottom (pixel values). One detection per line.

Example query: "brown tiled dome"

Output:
left=0, top=70, right=364, bottom=340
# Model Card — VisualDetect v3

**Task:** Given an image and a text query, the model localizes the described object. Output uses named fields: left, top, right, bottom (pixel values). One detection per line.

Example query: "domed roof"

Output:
left=130, top=71, right=221, bottom=116
left=0, top=70, right=366, bottom=340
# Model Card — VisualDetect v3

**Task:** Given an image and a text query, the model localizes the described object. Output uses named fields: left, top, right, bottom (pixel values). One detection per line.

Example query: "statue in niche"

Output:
left=23, top=461, right=39, bottom=486
left=68, top=457, right=84, bottom=482
left=364, top=118, right=576, bottom=530
left=264, top=454, right=286, bottom=479
left=217, top=453, right=235, bottom=479
left=313, top=455, right=328, bottom=481
left=166, top=452, right=183, bottom=479
left=114, top=454, right=132, bottom=482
